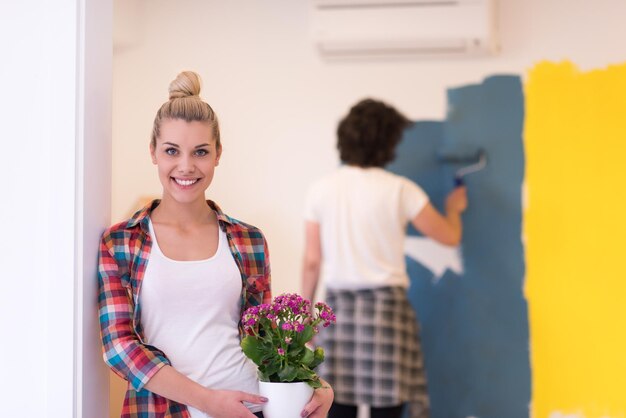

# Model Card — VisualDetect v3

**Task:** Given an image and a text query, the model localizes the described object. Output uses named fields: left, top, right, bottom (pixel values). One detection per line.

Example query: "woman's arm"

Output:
left=411, top=186, right=468, bottom=246
left=144, top=366, right=266, bottom=418
left=98, top=234, right=171, bottom=391
left=301, top=221, right=322, bottom=302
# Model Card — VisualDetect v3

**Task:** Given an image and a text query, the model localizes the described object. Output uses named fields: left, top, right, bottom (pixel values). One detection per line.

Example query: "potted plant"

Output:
left=241, top=293, right=336, bottom=418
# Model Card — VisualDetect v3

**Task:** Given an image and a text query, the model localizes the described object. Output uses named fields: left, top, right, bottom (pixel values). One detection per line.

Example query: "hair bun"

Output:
left=168, top=71, right=202, bottom=99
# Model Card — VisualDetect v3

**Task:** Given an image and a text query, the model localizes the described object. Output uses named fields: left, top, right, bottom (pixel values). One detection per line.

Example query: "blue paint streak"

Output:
left=387, top=75, right=529, bottom=418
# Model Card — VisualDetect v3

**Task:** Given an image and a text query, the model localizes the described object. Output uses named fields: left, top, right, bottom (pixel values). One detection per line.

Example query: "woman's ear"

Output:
left=215, top=145, right=222, bottom=167
left=150, top=144, right=157, bottom=164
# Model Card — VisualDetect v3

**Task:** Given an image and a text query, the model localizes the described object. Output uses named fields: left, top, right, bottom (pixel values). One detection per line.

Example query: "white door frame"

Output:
left=75, top=0, right=113, bottom=416
left=0, top=0, right=113, bottom=418
left=0, top=1, right=111, bottom=417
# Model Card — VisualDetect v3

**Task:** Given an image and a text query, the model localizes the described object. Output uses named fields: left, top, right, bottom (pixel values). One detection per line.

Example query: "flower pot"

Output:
left=258, top=381, right=314, bottom=418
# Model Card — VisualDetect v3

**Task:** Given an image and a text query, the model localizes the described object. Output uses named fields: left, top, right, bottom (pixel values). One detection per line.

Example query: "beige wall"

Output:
left=110, top=0, right=626, bottom=416
left=113, top=0, right=626, bottom=296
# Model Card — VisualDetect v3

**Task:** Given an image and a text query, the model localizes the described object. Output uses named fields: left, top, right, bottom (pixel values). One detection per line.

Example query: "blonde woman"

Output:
left=98, top=71, right=333, bottom=418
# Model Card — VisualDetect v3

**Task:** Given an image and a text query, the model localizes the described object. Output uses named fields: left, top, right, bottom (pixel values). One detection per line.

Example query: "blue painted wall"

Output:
left=387, top=75, right=529, bottom=418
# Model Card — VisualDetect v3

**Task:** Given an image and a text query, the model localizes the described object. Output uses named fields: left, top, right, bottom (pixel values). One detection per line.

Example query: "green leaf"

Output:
left=241, top=336, right=264, bottom=366
left=288, top=346, right=303, bottom=356
left=277, top=365, right=297, bottom=382
left=257, top=369, right=269, bottom=382
left=307, top=378, right=323, bottom=389
left=299, top=325, right=314, bottom=344
left=295, top=367, right=315, bottom=381
left=261, top=346, right=277, bottom=362
left=264, top=358, right=282, bottom=377
left=310, top=347, right=325, bottom=369
left=301, top=347, right=314, bottom=366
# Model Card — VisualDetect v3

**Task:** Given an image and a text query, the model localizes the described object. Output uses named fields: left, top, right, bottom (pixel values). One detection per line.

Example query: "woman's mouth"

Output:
left=172, top=177, right=199, bottom=187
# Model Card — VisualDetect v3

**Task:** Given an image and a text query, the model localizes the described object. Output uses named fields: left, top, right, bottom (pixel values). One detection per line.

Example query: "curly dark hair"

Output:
left=337, top=98, right=410, bottom=167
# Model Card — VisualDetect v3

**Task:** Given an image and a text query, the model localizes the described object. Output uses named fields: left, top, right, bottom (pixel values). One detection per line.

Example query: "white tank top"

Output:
left=140, top=218, right=261, bottom=418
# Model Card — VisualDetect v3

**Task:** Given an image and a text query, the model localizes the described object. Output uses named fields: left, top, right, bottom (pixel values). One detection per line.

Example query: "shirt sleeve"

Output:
left=401, top=178, right=430, bottom=221
left=262, top=235, right=272, bottom=305
left=97, top=232, right=170, bottom=392
left=238, top=225, right=272, bottom=308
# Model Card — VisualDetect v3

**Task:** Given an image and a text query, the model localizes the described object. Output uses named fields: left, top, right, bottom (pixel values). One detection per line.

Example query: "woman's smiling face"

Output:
left=150, top=118, right=221, bottom=205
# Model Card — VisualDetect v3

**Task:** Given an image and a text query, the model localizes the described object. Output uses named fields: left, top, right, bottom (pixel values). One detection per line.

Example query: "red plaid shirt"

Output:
left=98, top=200, right=271, bottom=417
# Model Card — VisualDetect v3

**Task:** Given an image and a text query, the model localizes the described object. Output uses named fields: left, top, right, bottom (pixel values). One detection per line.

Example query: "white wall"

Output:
left=112, top=0, right=626, bottom=297
left=0, top=1, right=111, bottom=417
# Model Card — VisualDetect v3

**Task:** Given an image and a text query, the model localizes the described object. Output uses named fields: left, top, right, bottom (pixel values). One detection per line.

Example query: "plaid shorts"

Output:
left=318, top=286, right=429, bottom=418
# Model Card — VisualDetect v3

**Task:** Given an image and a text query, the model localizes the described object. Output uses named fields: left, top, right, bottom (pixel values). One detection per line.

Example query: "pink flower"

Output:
left=240, top=292, right=336, bottom=386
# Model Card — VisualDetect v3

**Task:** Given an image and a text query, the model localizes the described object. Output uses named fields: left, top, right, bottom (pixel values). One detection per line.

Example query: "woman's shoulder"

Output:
left=306, top=167, right=346, bottom=193
left=102, top=219, right=133, bottom=235
left=225, top=215, right=256, bottom=230
left=101, top=200, right=155, bottom=241
left=222, top=215, right=265, bottom=239
left=210, top=200, right=265, bottom=238
left=99, top=221, right=138, bottom=250
left=101, top=210, right=148, bottom=241
left=376, top=169, right=423, bottom=188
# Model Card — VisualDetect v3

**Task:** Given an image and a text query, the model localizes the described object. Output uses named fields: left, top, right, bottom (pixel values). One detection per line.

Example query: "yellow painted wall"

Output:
left=524, top=61, right=626, bottom=418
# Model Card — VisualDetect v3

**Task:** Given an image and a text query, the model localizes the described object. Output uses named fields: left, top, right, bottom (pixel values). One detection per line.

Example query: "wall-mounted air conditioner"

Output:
left=310, top=0, right=499, bottom=59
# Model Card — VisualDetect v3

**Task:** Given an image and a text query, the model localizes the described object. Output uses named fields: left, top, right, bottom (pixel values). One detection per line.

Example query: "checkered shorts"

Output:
left=318, top=286, right=429, bottom=418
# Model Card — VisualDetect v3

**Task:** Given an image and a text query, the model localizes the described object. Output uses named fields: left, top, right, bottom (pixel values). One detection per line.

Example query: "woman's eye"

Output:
left=165, top=148, right=178, bottom=156
left=195, top=149, right=209, bottom=157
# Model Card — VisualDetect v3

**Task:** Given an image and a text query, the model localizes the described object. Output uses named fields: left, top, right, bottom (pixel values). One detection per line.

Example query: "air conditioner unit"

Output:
left=310, top=0, right=499, bottom=59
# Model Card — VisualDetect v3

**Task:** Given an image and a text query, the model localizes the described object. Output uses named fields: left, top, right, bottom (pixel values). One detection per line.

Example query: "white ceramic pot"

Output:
left=258, top=381, right=314, bottom=418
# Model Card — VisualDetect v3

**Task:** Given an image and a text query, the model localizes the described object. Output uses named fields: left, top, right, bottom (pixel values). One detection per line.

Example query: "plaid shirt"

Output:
left=98, top=200, right=271, bottom=418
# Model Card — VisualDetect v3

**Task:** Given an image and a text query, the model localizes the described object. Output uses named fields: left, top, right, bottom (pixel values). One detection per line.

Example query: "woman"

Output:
left=302, top=99, right=467, bottom=418
left=98, top=71, right=332, bottom=418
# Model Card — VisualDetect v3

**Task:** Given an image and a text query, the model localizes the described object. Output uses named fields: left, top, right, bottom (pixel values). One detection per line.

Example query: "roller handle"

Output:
left=454, top=175, right=465, bottom=188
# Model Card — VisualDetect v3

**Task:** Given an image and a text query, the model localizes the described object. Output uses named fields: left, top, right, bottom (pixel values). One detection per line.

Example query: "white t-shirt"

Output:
left=304, top=165, right=429, bottom=289
left=140, top=219, right=261, bottom=418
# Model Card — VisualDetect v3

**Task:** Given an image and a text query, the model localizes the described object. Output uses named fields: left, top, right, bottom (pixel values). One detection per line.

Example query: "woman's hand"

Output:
left=301, top=380, right=334, bottom=418
left=203, top=389, right=267, bottom=418
left=445, top=186, right=468, bottom=214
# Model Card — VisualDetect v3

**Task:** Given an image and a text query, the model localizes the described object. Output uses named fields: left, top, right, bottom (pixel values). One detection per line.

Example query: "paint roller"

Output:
left=437, top=148, right=487, bottom=187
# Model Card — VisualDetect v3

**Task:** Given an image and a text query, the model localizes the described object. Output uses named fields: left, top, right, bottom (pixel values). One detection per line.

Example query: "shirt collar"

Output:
left=125, top=199, right=234, bottom=233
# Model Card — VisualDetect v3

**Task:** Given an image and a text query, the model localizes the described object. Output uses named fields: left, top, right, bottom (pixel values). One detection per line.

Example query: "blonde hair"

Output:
left=151, top=71, right=221, bottom=149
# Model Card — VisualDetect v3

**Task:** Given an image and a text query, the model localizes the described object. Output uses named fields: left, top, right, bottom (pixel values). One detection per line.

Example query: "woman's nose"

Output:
left=177, top=156, right=195, bottom=173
